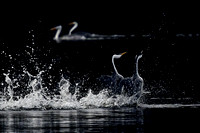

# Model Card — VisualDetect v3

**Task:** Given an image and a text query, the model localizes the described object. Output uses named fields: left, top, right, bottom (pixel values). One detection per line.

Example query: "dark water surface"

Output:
left=0, top=108, right=143, bottom=133
left=0, top=107, right=199, bottom=133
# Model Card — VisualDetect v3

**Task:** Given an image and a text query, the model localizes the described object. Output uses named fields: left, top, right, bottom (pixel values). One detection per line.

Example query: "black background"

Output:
left=1, top=2, right=200, bottom=96
left=1, top=2, right=200, bottom=42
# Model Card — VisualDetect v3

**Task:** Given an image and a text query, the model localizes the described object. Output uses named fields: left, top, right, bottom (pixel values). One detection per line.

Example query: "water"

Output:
left=0, top=108, right=143, bottom=133
left=1, top=21, right=200, bottom=132
left=0, top=70, right=139, bottom=110
left=1, top=107, right=199, bottom=133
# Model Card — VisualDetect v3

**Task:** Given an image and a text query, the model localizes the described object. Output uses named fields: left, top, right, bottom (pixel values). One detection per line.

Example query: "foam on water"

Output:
left=0, top=71, right=139, bottom=110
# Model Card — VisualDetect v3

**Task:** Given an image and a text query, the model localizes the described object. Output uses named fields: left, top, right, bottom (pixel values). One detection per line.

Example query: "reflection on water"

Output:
left=0, top=107, right=144, bottom=133
left=1, top=107, right=200, bottom=132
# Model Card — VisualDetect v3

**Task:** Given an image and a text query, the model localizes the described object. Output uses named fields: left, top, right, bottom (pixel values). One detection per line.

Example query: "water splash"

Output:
left=3, top=73, right=14, bottom=100
left=0, top=71, right=140, bottom=110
